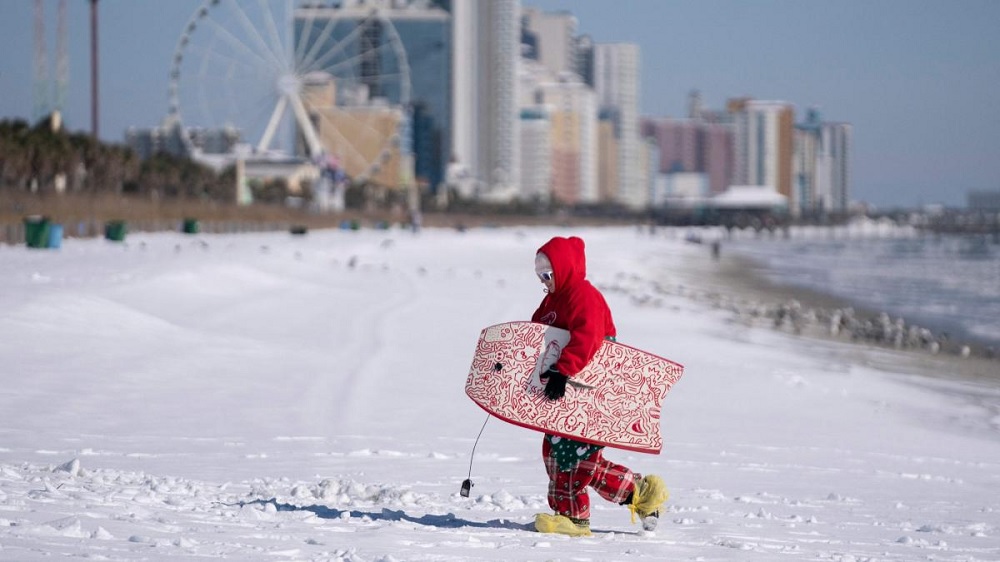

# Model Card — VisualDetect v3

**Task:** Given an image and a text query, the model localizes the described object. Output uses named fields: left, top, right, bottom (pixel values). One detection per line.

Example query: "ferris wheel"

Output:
left=167, top=0, right=411, bottom=182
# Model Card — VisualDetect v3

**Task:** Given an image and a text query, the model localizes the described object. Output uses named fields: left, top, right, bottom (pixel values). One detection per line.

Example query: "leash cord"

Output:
left=467, top=413, right=490, bottom=480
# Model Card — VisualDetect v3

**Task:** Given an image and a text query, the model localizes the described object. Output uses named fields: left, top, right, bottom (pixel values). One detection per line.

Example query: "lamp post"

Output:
left=90, top=0, right=99, bottom=139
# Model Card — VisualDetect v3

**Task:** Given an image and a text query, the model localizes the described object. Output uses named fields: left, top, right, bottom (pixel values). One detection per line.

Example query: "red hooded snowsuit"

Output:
left=531, top=236, right=616, bottom=376
left=532, top=236, right=635, bottom=521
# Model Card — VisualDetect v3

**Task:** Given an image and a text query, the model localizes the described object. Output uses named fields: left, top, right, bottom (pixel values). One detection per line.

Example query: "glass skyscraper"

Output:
left=391, top=11, right=451, bottom=191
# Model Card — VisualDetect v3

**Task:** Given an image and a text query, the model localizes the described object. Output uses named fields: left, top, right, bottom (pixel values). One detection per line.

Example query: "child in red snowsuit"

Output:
left=531, top=236, right=667, bottom=536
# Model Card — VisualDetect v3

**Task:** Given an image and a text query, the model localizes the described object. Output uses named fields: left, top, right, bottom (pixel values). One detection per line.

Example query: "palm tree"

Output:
left=0, top=120, right=32, bottom=190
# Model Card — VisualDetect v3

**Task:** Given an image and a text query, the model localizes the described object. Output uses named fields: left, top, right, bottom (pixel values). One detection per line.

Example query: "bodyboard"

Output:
left=464, top=321, right=684, bottom=453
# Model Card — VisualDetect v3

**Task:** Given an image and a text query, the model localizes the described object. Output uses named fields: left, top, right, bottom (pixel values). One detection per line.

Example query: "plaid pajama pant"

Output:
left=542, top=437, right=637, bottom=520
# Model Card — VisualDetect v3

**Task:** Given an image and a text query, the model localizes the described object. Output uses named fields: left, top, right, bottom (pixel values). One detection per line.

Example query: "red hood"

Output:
left=537, top=236, right=586, bottom=293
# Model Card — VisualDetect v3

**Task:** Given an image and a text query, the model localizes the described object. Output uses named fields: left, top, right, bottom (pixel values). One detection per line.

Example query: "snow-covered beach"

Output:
left=1, top=226, right=998, bottom=561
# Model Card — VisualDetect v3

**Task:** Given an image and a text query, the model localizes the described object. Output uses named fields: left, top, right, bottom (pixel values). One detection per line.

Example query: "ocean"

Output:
left=724, top=230, right=1000, bottom=349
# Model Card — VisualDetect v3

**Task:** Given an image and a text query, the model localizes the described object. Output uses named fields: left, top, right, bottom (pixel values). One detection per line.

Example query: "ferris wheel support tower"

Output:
left=33, top=0, right=69, bottom=126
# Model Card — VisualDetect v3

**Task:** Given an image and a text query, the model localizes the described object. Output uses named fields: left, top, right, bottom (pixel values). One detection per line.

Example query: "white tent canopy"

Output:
left=711, top=185, right=788, bottom=209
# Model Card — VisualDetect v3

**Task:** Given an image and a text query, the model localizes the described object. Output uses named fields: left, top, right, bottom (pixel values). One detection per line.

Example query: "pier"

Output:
left=913, top=210, right=1000, bottom=240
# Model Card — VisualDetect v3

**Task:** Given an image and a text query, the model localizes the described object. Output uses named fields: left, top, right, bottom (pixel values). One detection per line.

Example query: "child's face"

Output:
left=535, top=253, right=555, bottom=293
left=537, top=269, right=555, bottom=293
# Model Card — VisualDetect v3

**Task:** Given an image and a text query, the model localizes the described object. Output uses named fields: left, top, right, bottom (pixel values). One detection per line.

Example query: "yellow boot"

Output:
left=628, top=474, right=669, bottom=531
left=534, top=513, right=592, bottom=537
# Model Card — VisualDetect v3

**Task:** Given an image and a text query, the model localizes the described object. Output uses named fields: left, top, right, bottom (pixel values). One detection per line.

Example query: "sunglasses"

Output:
left=537, top=270, right=554, bottom=282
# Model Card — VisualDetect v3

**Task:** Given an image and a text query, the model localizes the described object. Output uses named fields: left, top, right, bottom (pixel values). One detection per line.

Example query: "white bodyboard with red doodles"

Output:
left=464, top=321, right=684, bottom=454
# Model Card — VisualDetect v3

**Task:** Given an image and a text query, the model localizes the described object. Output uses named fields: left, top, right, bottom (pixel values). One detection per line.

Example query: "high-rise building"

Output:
left=594, top=43, right=643, bottom=209
left=640, top=116, right=732, bottom=196
left=519, top=106, right=552, bottom=203
left=687, top=89, right=705, bottom=121
left=794, top=108, right=823, bottom=217
left=451, top=0, right=520, bottom=197
left=641, top=118, right=700, bottom=174
left=702, top=123, right=733, bottom=196
left=823, top=121, right=852, bottom=213
left=574, top=35, right=595, bottom=88
left=727, top=97, right=751, bottom=188
left=794, top=134, right=817, bottom=216
left=597, top=110, right=618, bottom=204
left=537, top=75, right=598, bottom=205
left=517, top=57, right=550, bottom=208
left=521, top=8, right=578, bottom=77
left=795, top=108, right=852, bottom=216
left=731, top=99, right=795, bottom=200
left=639, top=137, right=659, bottom=208
left=391, top=8, right=452, bottom=191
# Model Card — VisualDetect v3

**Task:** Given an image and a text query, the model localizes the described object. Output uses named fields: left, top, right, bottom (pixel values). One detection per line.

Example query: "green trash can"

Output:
left=104, top=220, right=127, bottom=242
left=24, top=216, right=51, bottom=248
left=182, top=218, right=200, bottom=234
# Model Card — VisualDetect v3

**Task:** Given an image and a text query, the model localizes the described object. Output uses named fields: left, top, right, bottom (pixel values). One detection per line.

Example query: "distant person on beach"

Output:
left=530, top=236, right=668, bottom=536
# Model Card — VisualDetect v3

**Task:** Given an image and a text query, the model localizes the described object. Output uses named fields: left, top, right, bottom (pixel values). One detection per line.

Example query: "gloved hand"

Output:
left=541, top=368, right=568, bottom=401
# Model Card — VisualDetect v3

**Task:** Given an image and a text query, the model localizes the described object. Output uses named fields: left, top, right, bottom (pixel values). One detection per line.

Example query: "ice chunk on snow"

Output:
left=54, top=458, right=81, bottom=476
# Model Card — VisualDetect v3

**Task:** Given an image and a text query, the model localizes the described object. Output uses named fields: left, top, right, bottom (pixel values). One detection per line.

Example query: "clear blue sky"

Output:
left=1, top=0, right=997, bottom=208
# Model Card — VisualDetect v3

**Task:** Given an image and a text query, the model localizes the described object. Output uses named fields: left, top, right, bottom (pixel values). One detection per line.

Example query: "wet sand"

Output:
left=671, top=242, right=999, bottom=384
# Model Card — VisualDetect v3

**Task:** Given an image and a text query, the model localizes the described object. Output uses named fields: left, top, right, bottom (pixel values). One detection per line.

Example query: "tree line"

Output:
left=0, top=118, right=235, bottom=201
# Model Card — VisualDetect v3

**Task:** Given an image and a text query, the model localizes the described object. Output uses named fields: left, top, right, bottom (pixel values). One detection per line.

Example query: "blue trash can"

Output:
left=47, top=224, right=63, bottom=249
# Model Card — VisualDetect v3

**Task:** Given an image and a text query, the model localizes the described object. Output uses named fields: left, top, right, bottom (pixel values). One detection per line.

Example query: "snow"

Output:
left=1, top=226, right=998, bottom=561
